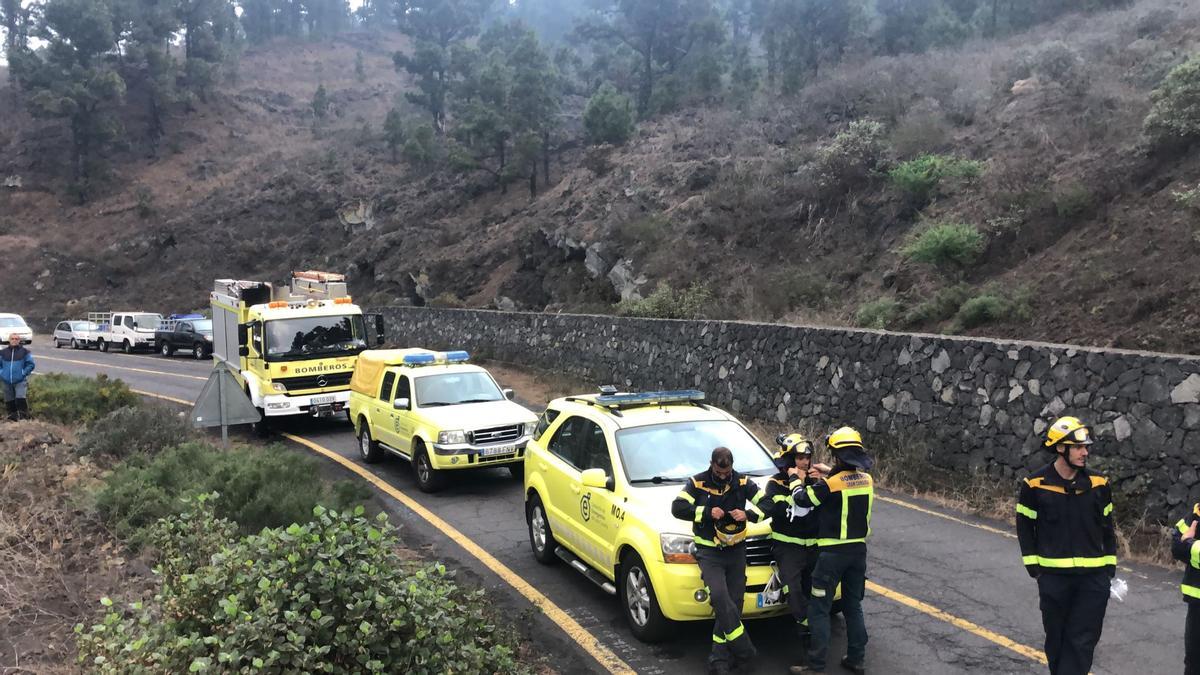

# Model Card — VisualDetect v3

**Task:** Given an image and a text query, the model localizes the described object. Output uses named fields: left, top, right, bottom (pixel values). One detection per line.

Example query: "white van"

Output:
left=0, top=313, right=33, bottom=344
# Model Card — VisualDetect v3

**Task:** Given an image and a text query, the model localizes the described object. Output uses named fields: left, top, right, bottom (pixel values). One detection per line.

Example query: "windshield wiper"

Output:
left=458, top=398, right=501, bottom=404
left=629, top=476, right=686, bottom=485
left=421, top=401, right=454, bottom=407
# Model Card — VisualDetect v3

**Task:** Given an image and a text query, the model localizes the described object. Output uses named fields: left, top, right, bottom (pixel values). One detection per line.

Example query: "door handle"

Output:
left=571, top=484, right=581, bottom=494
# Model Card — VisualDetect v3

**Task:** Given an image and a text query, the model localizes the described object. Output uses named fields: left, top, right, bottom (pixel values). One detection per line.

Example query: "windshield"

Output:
left=616, top=420, right=775, bottom=484
left=70, top=321, right=98, bottom=330
left=132, top=314, right=161, bottom=330
left=0, top=317, right=27, bottom=328
left=192, top=320, right=213, bottom=333
left=264, top=314, right=367, bottom=361
left=415, top=372, right=504, bottom=407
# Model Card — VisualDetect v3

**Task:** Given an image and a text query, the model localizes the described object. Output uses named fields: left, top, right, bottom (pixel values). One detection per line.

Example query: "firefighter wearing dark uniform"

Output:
left=766, top=433, right=821, bottom=638
left=1171, top=502, right=1200, bottom=674
left=789, top=427, right=873, bottom=675
left=671, top=446, right=767, bottom=675
left=1016, top=416, right=1116, bottom=675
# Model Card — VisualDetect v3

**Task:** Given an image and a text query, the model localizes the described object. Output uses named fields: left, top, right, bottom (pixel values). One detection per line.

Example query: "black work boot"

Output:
left=839, top=656, right=865, bottom=674
left=15, top=398, right=29, bottom=420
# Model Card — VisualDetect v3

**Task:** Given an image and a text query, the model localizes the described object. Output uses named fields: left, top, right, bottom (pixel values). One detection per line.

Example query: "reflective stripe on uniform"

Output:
left=694, top=536, right=718, bottom=547
left=694, top=505, right=705, bottom=522
left=1178, top=519, right=1190, bottom=534
left=725, top=623, right=745, bottom=641
left=772, top=495, right=791, bottom=503
left=751, top=489, right=766, bottom=505
left=1185, top=584, right=1200, bottom=600
left=712, top=632, right=727, bottom=644
left=1031, top=555, right=1117, bottom=568
left=806, top=485, right=822, bottom=506
left=1022, top=554, right=1038, bottom=566
left=839, top=486, right=872, bottom=541
left=677, top=491, right=696, bottom=504
left=1016, top=504, right=1038, bottom=520
left=771, top=532, right=816, bottom=546
left=1191, top=540, right=1200, bottom=570
left=818, top=537, right=866, bottom=547
left=1102, top=502, right=1113, bottom=517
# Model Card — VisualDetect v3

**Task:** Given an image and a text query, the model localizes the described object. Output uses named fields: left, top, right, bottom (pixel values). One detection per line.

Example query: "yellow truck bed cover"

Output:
left=349, top=348, right=437, bottom=395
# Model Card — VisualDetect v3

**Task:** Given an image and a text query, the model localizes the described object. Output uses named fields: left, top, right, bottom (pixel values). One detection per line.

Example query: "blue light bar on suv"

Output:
left=594, top=390, right=706, bottom=408
left=402, top=353, right=437, bottom=365
left=444, top=350, right=470, bottom=363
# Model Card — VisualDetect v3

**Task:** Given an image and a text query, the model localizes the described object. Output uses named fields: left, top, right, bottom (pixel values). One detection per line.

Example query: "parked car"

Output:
left=0, top=313, right=33, bottom=344
left=52, top=320, right=100, bottom=349
left=155, top=316, right=214, bottom=359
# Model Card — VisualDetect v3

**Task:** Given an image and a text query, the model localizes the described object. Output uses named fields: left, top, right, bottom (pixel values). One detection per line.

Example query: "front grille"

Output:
left=469, top=424, right=523, bottom=445
left=276, top=371, right=353, bottom=392
left=746, top=537, right=775, bottom=567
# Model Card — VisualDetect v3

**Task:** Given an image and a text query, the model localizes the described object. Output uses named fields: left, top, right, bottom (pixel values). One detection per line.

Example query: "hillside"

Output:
left=2, top=0, right=1200, bottom=353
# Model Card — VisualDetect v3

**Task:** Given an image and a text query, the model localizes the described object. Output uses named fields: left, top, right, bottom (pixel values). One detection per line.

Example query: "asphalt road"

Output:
left=34, top=342, right=1189, bottom=675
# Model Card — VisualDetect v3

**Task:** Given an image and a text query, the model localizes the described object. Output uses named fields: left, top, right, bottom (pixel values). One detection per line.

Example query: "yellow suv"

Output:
left=349, top=349, right=538, bottom=492
left=523, top=389, right=789, bottom=642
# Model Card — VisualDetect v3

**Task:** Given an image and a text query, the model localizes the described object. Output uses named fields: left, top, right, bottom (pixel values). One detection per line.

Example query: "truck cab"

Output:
left=349, top=348, right=538, bottom=492
left=155, top=314, right=214, bottom=359
left=211, top=271, right=384, bottom=433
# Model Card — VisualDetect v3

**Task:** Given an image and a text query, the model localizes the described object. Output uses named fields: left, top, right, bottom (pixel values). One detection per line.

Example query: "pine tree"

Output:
left=312, top=83, right=330, bottom=130
left=355, top=50, right=366, bottom=82
left=383, top=107, right=405, bottom=162
left=583, top=83, right=634, bottom=145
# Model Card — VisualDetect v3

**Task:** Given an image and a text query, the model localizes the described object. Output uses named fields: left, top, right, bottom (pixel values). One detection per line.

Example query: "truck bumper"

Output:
left=656, top=562, right=788, bottom=621
left=261, top=390, right=351, bottom=417
left=430, top=437, right=530, bottom=470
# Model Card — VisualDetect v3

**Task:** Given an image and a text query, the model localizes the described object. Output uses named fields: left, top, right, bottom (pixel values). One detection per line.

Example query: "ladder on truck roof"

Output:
left=289, top=270, right=348, bottom=300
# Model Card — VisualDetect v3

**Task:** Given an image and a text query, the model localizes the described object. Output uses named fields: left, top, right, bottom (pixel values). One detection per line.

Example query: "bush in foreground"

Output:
left=1144, top=55, right=1200, bottom=147
left=94, top=441, right=368, bottom=548
left=77, top=498, right=527, bottom=674
left=617, top=281, right=713, bottom=320
left=888, top=154, right=983, bottom=205
left=76, top=404, right=195, bottom=459
left=28, top=373, right=140, bottom=425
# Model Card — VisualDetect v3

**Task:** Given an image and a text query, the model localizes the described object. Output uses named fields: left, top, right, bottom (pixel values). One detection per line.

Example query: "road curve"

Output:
left=36, top=343, right=1188, bottom=674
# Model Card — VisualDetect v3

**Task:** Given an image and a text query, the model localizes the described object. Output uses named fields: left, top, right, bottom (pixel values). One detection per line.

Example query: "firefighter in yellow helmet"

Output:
left=1170, top=500, right=1200, bottom=674
left=1016, top=416, right=1116, bottom=675
left=765, top=433, right=825, bottom=640
left=789, top=427, right=873, bottom=675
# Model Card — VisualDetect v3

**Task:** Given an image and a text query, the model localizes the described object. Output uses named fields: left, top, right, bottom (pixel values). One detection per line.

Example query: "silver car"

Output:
left=52, top=320, right=99, bottom=349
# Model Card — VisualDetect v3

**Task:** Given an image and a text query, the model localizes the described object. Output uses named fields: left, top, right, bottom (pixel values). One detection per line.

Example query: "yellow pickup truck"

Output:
left=349, top=349, right=538, bottom=492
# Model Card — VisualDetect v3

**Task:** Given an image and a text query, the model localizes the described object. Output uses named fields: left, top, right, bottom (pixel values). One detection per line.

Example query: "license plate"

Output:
left=481, top=445, right=515, bottom=457
left=310, top=396, right=335, bottom=405
left=756, top=592, right=783, bottom=608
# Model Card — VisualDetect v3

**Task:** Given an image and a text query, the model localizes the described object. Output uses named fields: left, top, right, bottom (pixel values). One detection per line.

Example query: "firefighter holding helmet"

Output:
left=1016, top=416, right=1117, bottom=675
left=765, top=433, right=825, bottom=640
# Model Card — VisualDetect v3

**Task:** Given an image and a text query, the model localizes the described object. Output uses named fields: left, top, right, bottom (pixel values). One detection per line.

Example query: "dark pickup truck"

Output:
left=155, top=316, right=214, bottom=359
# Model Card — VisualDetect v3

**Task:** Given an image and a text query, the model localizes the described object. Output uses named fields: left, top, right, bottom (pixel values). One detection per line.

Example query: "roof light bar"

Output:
left=444, top=350, right=470, bottom=363
left=402, top=353, right=437, bottom=365
left=595, top=390, right=706, bottom=408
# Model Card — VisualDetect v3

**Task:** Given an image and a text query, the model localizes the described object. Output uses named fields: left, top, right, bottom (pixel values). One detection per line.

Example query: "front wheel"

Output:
left=249, top=403, right=271, bottom=438
left=54, top=338, right=62, bottom=349
left=98, top=339, right=108, bottom=353
left=526, top=493, right=557, bottom=564
left=621, top=551, right=671, bottom=643
left=160, top=341, right=174, bottom=357
left=70, top=338, right=79, bottom=349
left=358, top=422, right=384, bottom=463
left=193, top=344, right=206, bottom=360
left=412, top=443, right=444, bottom=493
left=122, top=340, right=133, bottom=354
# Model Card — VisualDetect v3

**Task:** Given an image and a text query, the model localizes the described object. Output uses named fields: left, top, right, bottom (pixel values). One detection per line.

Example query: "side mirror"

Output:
left=393, top=397, right=410, bottom=410
left=237, top=323, right=249, bottom=346
left=503, top=387, right=514, bottom=400
left=373, top=314, right=386, bottom=347
left=238, top=345, right=249, bottom=357
left=580, top=468, right=609, bottom=490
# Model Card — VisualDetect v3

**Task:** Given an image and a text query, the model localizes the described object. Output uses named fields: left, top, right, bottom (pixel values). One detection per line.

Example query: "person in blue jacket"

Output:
left=1, top=332, right=35, bottom=420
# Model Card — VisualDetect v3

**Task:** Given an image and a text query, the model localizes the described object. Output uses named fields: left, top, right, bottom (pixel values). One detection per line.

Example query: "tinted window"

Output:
left=616, top=420, right=774, bottom=483
left=533, top=408, right=561, bottom=441
left=579, top=419, right=613, bottom=476
left=548, top=416, right=608, bottom=472
left=396, top=375, right=410, bottom=400
left=379, top=372, right=396, bottom=402
left=123, top=316, right=135, bottom=328
left=57, top=322, right=68, bottom=331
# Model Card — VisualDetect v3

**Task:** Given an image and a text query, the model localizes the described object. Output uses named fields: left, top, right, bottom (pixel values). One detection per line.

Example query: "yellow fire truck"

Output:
left=210, top=271, right=385, bottom=433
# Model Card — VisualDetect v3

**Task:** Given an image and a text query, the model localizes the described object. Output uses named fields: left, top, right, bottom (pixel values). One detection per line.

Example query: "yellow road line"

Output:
left=40, top=355, right=208, bottom=381
left=866, top=581, right=1047, bottom=665
left=281, top=432, right=637, bottom=675
left=128, top=387, right=1049, bottom=672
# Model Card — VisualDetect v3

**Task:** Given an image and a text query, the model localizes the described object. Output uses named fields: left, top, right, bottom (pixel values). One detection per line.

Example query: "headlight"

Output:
left=523, top=421, right=537, bottom=436
left=438, top=430, right=467, bottom=445
left=660, top=533, right=697, bottom=564
left=271, top=382, right=287, bottom=393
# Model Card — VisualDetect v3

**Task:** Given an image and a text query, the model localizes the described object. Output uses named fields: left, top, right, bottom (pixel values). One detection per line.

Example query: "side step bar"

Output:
left=554, top=546, right=617, bottom=595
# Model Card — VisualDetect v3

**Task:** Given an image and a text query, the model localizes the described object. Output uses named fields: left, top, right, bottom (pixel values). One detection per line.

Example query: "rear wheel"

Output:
left=620, top=551, right=670, bottom=643
left=122, top=340, right=133, bottom=354
left=54, top=338, right=62, bottom=348
left=526, top=493, right=557, bottom=564
left=98, top=339, right=108, bottom=353
left=412, top=442, right=444, bottom=493
left=160, top=341, right=174, bottom=357
left=357, top=422, right=384, bottom=463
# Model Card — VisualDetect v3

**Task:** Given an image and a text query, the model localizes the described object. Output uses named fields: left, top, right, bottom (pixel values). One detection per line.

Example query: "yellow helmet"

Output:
left=773, top=433, right=813, bottom=460
left=827, top=426, right=864, bottom=450
left=1044, top=416, right=1094, bottom=447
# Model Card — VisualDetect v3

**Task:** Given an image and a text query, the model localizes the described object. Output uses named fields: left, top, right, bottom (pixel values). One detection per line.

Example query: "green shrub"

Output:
left=758, top=268, right=834, bottom=318
left=1144, top=55, right=1200, bottom=146
left=953, top=294, right=1010, bottom=329
left=1032, top=41, right=1089, bottom=94
left=855, top=297, right=902, bottom=330
left=76, top=405, right=195, bottom=459
left=584, top=83, right=635, bottom=145
left=1173, top=184, right=1200, bottom=211
left=77, top=498, right=527, bottom=674
left=94, top=441, right=369, bottom=548
left=402, top=122, right=437, bottom=165
left=901, top=222, right=986, bottom=270
left=1052, top=183, right=1095, bottom=219
left=902, top=284, right=973, bottom=327
left=617, top=282, right=713, bottom=320
left=812, top=120, right=886, bottom=191
left=28, top=373, right=140, bottom=425
left=888, top=155, right=983, bottom=204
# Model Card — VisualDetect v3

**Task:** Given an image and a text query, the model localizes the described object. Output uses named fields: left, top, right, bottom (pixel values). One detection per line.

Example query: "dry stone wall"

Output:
left=371, top=306, right=1200, bottom=522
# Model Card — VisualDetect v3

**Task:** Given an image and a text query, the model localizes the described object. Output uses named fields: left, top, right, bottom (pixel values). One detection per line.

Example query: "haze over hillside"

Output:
left=1, top=0, right=1199, bottom=353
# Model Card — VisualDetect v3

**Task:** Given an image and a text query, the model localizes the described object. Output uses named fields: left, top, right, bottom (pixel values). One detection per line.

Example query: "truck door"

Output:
left=374, top=370, right=399, bottom=449
left=540, top=415, right=591, bottom=556
left=389, top=375, right=415, bottom=455
left=180, top=322, right=194, bottom=347
left=577, top=426, right=621, bottom=573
